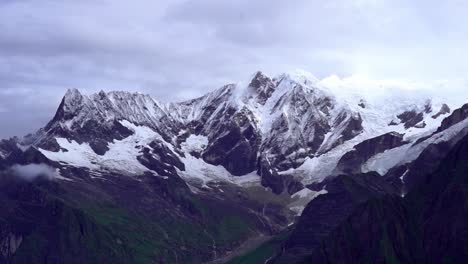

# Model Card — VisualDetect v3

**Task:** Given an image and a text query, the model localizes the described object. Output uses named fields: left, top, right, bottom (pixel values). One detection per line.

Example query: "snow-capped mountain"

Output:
left=1, top=70, right=467, bottom=264
left=4, top=70, right=468, bottom=197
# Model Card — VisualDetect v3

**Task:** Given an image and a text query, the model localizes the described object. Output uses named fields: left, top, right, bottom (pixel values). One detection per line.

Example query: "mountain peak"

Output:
left=277, top=69, right=320, bottom=86
left=63, top=88, right=84, bottom=107
left=97, top=89, right=107, bottom=99
left=44, top=88, right=85, bottom=130
left=45, top=88, right=179, bottom=140
left=246, top=71, right=276, bottom=105
left=248, top=71, right=270, bottom=86
left=64, top=88, right=82, bottom=97
left=34, top=72, right=463, bottom=194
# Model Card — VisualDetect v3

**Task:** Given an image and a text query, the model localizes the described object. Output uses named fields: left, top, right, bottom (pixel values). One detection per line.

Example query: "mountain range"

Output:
left=1, top=70, right=467, bottom=263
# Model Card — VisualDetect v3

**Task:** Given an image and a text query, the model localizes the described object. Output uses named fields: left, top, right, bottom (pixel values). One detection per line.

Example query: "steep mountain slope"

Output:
left=0, top=150, right=294, bottom=263
left=237, top=110, right=468, bottom=264
left=9, top=70, right=463, bottom=197
left=300, top=131, right=468, bottom=264
left=272, top=172, right=399, bottom=263
left=0, top=70, right=467, bottom=263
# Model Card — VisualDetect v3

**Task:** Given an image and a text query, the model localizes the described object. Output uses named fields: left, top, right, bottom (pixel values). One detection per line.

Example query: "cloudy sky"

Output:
left=1, top=0, right=468, bottom=139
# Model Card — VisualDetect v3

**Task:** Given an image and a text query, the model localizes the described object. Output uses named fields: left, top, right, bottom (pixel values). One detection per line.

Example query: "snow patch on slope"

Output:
left=291, top=188, right=314, bottom=199
left=281, top=130, right=370, bottom=184
left=180, top=134, right=208, bottom=153
left=177, top=135, right=261, bottom=187
left=230, top=171, right=261, bottom=186
left=35, top=71, right=468, bottom=189
left=290, top=188, right=328, bottom=215
left=39, top=120, right=159, bottom=175
left=363, top=118, right=468, bottom=175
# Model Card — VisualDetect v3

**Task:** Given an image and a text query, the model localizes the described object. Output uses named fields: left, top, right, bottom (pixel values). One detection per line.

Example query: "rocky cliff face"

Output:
left=336, top=132, right=406, bottom=174
left=0, top=70, right=467, bottom=263
left=2, top=71, right=465, bottom=196
left=271, top=172, right=399, bottom=263
left=437, top=103, right=468, bottom=132
left=278, top=132, right=468, bottom=264
left=239, top=132, right=468, bottom=264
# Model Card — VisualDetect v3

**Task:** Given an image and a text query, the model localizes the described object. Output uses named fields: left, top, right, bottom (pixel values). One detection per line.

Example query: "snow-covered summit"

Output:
left=21, top=70, right=467, bottom=194
left=52, top=88, right=172, bottom=130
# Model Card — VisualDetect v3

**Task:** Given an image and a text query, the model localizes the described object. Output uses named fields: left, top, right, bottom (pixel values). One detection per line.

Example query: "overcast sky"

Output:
left=1, top=0, right=468, bottom=139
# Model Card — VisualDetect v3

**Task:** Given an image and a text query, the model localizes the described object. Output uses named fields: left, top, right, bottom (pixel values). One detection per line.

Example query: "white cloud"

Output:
left=319, top=73, right=468, bottom=110
left=9, top=163, right=59, bottom=181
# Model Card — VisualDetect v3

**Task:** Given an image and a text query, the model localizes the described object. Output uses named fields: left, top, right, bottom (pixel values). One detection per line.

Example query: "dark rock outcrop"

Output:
left=248, top=71, right=276, bottom=105
left=414, top=121, right=426, bottom=128
left=387, top=123, right=468, bottom=195
left=269, top=133, right=468, bottom=264
left=424, top=100, right=432, bottom=113
left=39, top=88, right=182, bottom=155
left=0, top=139, right=58, bottom=170
left=271, top=172, right=399, bottom=263
left=387, top=103, right=468, bottom=194
left=388, top=120, right=399, bottom=126
left=436, top=103, right=468, bottom=133
left=432, top=103, right=451, bottom=119
left=258, top=158, right=304, bottom=195
left=336, top=132, right=405, bottom=174
left=202, top=107, right=261, bottom=176
left=306, top=133, right=468, bottom=264
left=397, top=110, right=424, bottom=129
left=137, top=139, right=185, bottom=177
left=358, top=99, right=366, bottom=108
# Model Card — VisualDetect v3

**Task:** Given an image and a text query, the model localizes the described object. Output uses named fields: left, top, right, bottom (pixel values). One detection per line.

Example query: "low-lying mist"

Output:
left=9, top=163, right=58, bottom=181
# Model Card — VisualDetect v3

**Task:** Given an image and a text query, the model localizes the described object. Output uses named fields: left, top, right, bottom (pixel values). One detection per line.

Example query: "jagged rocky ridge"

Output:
left=266, top=128, right=468, bottom=264
left=0, top=70, right=467, bottom=263
left=5, top=70, right=465, bottom=196
left=228, top=107, right=468, bottom=264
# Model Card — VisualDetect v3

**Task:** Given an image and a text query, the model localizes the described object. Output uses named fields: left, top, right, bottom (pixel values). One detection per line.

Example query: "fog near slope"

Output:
left=9, top=163, right=58, bottom=181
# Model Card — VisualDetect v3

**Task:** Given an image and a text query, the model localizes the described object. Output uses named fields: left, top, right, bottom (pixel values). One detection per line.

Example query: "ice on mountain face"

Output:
left=180, top=134, right=208, bottom=153
left=280, top=101, right=448, bottom=184
left=362, top=118, right=468, bottom=175
left=283, top=131, right=370, bottom=184
left=49, top=89, right=180, bottom=141
left=177, top=148, right=233, bottom=187
left=101, top=121, right=159, bottom=173
left=38, top=138, right=99, bottom=169
left=39, top=120, right=160, bottom=175
left=33, top=71, right=466, bottom=192
left=170, top=84, right=236, bottom=124
left=291, top=187, right=314, bottom=199
left=229, top=171, right=261, bottom=186
left=174, top=71, right=424, bottom=183
left=177, top=134, right=231, bottom=185
left=62, top=88, right=84, bottom=112
left=253, top=74, right=343, bottom=172
left=177, top=134, right=261, bottom=187
left=277, top=69, right=320, bottom=87
left=290, top=188, right=328, bottom=215
left=245, top=71, right=276, bottom=105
